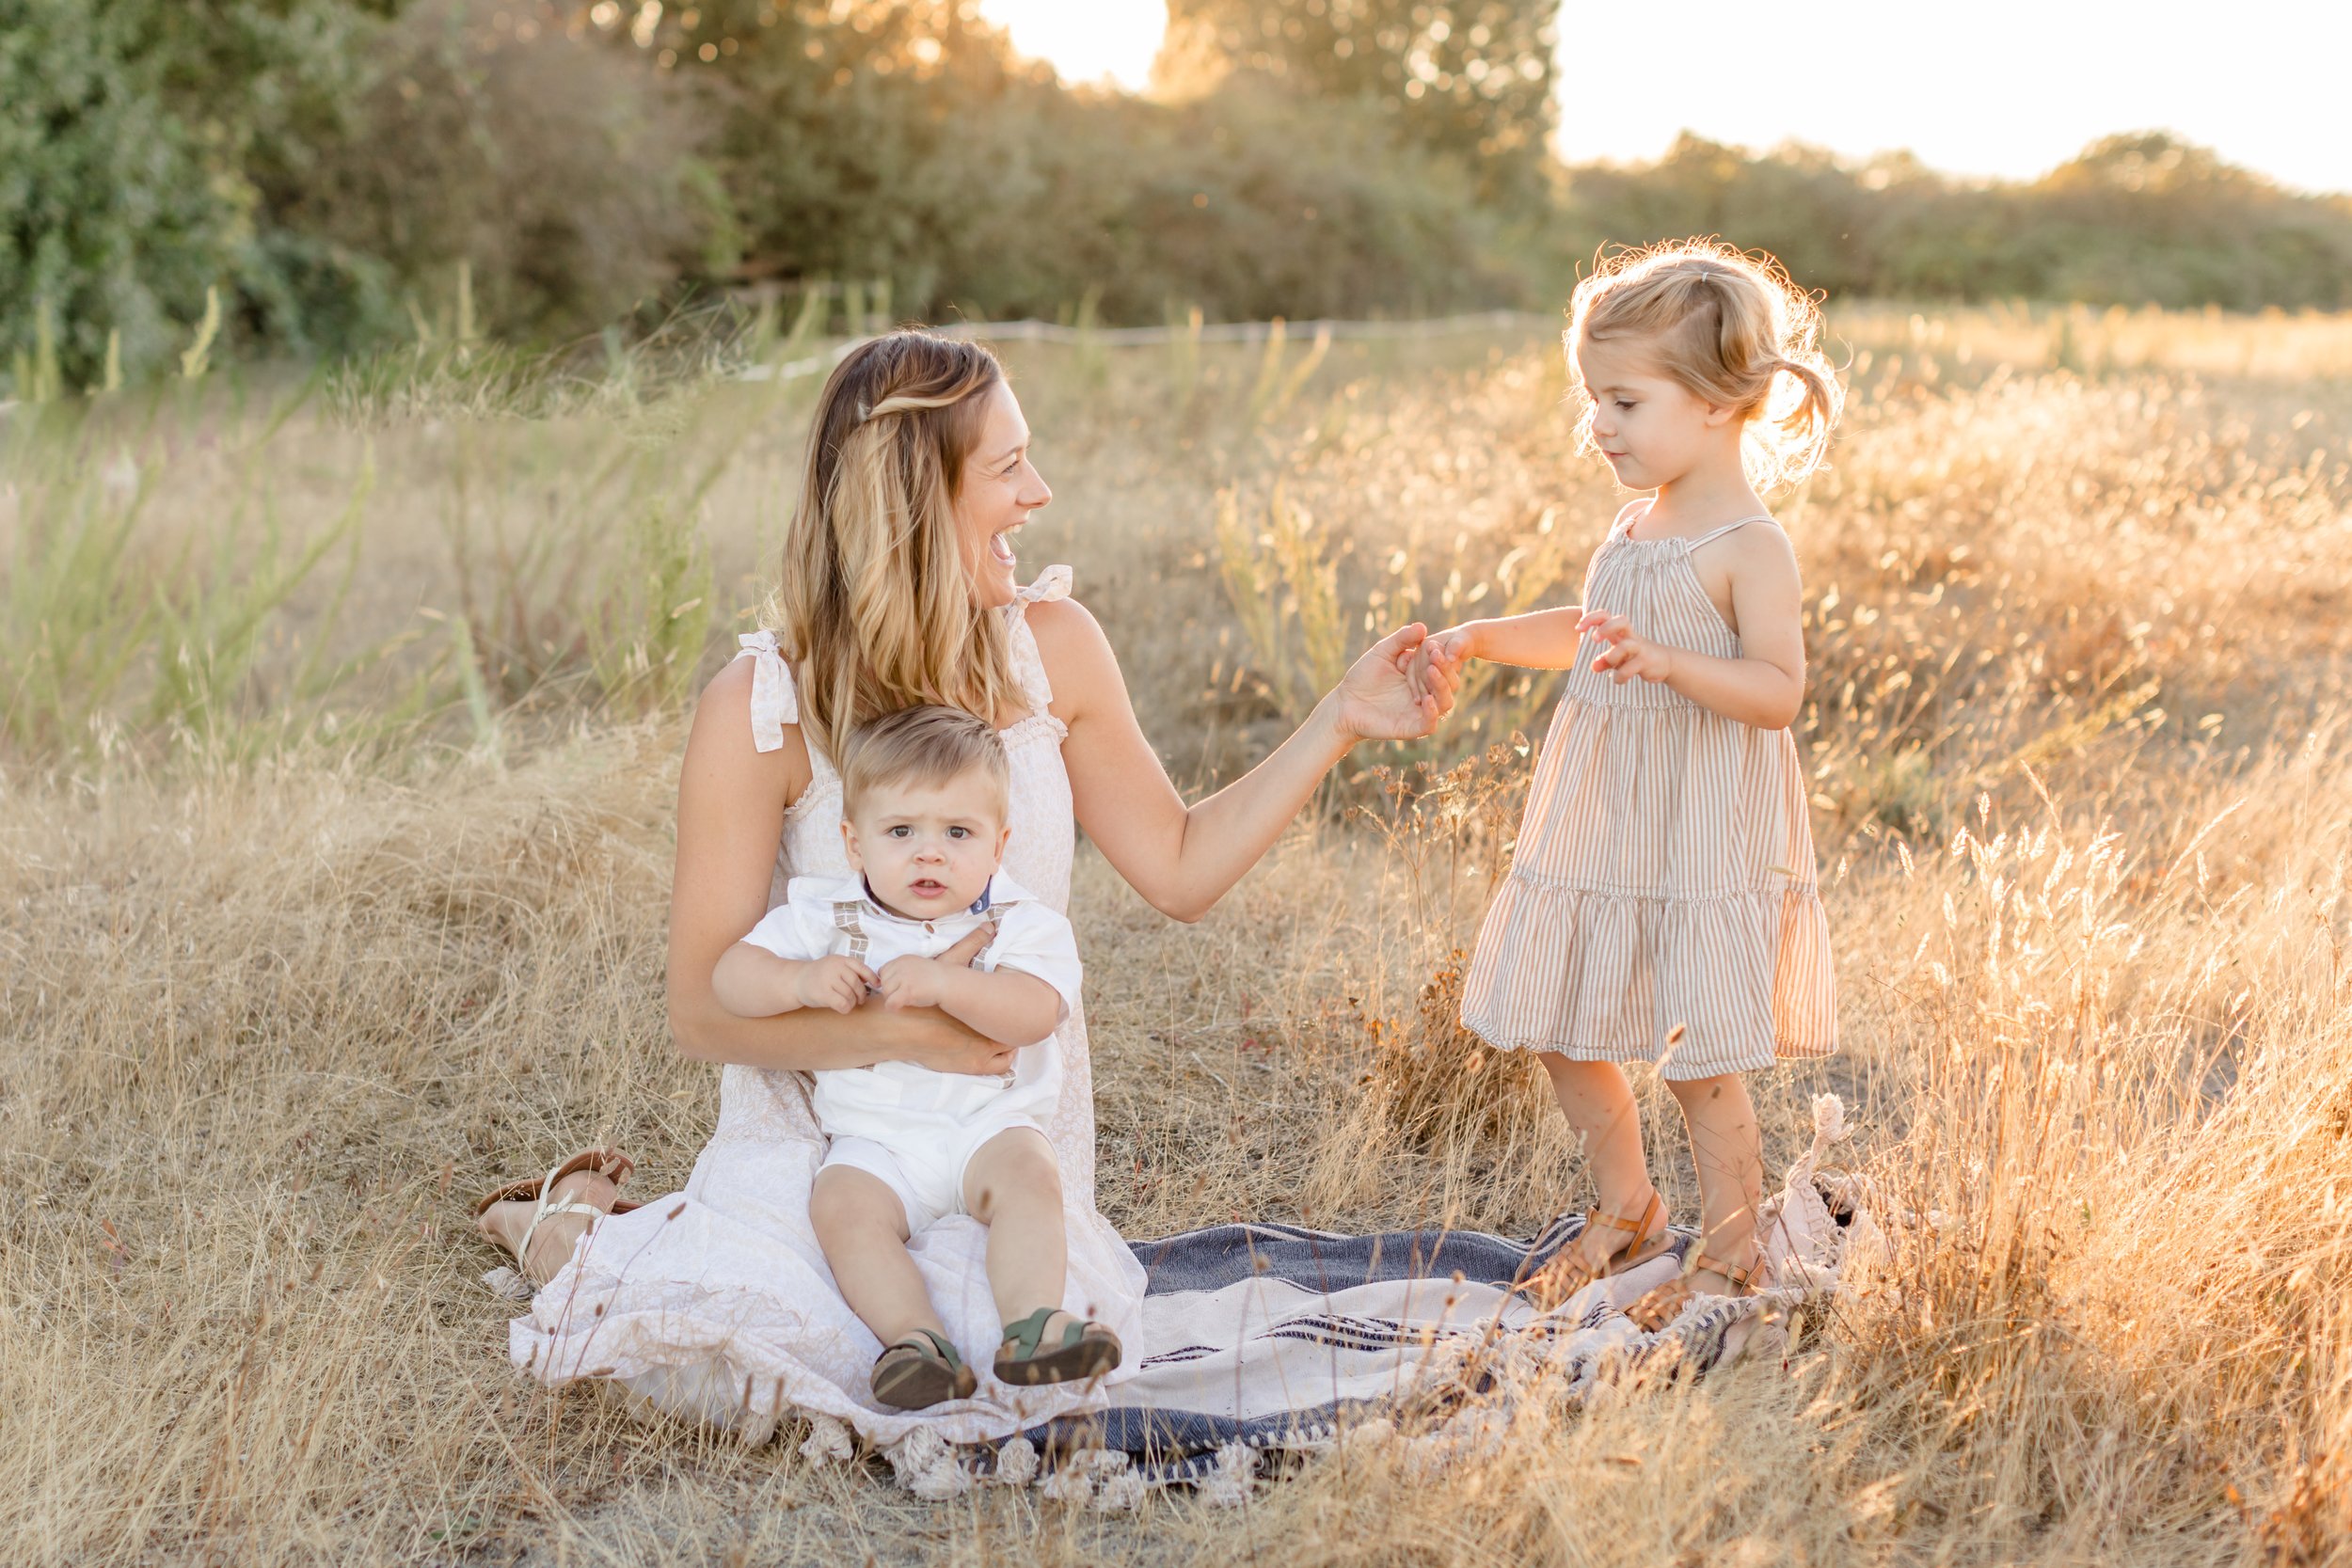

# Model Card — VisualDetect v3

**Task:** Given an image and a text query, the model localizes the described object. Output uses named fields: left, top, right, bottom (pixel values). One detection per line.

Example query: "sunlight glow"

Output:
left=1558, top=0, right=2348, bottom=193
left=972, top=1, right=2344, bottom=193
left=978, top=0, right=1168, bottom=90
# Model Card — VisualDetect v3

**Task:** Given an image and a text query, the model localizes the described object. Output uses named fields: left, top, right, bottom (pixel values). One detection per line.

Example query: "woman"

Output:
left=478, top=329, right=1460, bottom=1444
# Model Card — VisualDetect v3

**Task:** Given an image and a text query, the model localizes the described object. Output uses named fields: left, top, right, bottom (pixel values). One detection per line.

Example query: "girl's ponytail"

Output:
left=1765, top=354, right=1840, bottom=487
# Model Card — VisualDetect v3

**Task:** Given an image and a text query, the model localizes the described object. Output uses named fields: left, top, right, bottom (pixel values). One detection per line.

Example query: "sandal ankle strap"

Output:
left=1000, top=1307, right=1082, bottom=1360
left=885, top=1327, right=965, bottom=1370
left=1687, top=1251, right=1760, bottom=1292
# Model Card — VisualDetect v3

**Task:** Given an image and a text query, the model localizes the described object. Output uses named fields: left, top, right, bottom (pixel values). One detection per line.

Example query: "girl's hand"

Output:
left=1330, top=624, right=1452, bottom=741
left=875, top=955, right=947, bottom=1011
left=1580, top=611, right=1677, bottom=686
left=1406, top=626, right=1475, bottom=705
left=794, top=954, right=878, bottom=1014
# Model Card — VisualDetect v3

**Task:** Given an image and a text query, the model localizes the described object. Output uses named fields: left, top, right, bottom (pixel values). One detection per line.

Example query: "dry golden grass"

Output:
left=4, top=305, right=2349, bottom=1564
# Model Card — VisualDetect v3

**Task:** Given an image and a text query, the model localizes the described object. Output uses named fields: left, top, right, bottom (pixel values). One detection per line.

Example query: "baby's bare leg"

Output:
left=1664, top=1070, right=1765, bottom=1288
left=809, top=1166, right=946, bottom=1347
left=961, top=1127, right=1073, bottom=1332
left=1538, top=1054, right=1660, bottom=1268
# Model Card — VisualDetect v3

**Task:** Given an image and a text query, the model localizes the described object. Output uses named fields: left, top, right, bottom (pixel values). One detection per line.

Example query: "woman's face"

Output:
left=954, top=381, right=1053, bottom=610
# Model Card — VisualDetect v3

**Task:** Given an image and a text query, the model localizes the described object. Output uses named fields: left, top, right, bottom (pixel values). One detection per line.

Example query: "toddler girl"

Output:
left=1411, top=241, right=1841, bottom=1327
left=713, top=704, right=1120, bottom=1407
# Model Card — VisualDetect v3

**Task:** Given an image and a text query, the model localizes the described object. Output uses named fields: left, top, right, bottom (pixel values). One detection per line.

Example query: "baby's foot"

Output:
left=993, top=1307, right=1121, bottom=1386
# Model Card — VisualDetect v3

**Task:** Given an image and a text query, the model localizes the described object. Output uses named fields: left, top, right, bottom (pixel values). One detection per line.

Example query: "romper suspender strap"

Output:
left=1684, top=515, right=1775, bottom=551
left=831, top=901, right=870, bottom=961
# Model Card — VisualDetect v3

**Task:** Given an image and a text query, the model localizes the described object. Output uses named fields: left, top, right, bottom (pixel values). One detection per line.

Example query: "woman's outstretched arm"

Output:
left=665, top=658, right=1013, bottom=1074
left=1033, top=600, right=1452, bottom=924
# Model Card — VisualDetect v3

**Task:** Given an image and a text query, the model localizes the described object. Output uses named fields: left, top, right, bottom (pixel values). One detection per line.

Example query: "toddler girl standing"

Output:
left=1412, top=241, right=1841, bottom=1326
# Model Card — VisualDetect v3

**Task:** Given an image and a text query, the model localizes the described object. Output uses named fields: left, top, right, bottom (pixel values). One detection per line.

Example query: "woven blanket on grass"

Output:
left=1000, top=1096, right=1875, bottom=1493
left=545, top=1097, right=1873, bottom=1501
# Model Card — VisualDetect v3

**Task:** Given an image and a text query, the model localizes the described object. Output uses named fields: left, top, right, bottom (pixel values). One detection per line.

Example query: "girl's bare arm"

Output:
left=1436, top=606, right=1589, bottom=671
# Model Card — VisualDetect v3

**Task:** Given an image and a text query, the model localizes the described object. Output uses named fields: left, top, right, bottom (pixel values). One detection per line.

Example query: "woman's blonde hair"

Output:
left=772, top=329, right=1021, bottom=763
left=1566, top=239, right=1842, bottom=493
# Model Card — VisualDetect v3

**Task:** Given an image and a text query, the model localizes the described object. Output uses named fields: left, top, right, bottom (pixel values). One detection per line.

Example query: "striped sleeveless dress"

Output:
left=1458, top=499, right=1836, bottom=1079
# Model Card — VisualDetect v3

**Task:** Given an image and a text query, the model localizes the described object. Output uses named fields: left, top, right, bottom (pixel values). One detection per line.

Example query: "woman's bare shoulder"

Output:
left=683, top=656, right=806, bottom=798
left=1025, top=594, right=1122, bottom=710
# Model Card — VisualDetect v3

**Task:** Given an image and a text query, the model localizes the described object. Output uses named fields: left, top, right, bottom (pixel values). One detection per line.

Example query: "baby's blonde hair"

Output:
left=837, top=705, right=1010, bottom=823
left=1567, top=239, right=1842, bottom=494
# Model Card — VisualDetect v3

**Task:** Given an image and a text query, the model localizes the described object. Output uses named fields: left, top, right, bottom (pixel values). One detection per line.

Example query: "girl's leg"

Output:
left=961, top=1127, right=1080, bottom=1338
left=1538, top=1053, right=1661, bottom=1272
left=1663, top=1071, right=1766, bottom=1292
left=809, top=1166, right=950, bottom=1347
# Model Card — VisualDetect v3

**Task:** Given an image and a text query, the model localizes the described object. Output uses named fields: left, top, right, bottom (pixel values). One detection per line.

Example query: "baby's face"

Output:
left=841, top=769, right=1010, bottom=921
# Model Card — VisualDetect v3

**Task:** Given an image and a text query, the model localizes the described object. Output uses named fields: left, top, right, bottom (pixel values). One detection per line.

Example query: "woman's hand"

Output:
left=1329, top=623, right=1454, bottom=742
left=1580, top=610, right=1677, bottom=685
left=888, top=1005, right=1017, bottom=1076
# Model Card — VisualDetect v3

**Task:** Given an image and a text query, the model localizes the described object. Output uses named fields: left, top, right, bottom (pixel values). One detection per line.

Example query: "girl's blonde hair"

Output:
left=772, top=329, right=1022, bottom=764
left=1567, top=239, right=1842, bottom=493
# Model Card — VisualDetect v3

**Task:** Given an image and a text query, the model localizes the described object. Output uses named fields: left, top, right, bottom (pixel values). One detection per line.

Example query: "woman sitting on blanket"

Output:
left=473, top=329, right=1459, bottom=1438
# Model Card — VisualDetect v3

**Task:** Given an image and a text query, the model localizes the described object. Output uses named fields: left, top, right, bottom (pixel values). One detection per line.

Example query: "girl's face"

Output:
left=953, top=381, right=1054, bottom=610
left=1572, top=334, right=1738, bottom=491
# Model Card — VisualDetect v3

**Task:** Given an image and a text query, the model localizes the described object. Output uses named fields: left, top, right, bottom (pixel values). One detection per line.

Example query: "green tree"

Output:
left=1, top=0, right=246, bottom=387
left=1159, top=0, right=1557, bottom=198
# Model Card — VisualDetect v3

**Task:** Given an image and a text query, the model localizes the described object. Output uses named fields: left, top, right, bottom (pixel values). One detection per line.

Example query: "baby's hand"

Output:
left=795, top=954, right=877, bottom=1014
left=1579, top=610, right=1676, bottom=685
left=875, top=954, right=948, bottom=1012
left=1406, top=626, right=1475, bottom=705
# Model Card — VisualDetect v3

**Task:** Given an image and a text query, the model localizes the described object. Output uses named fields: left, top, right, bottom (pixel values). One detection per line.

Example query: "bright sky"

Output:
left=978, top=0, right=1168, bottom=90
left=977, top=0, right=2352, bottom=194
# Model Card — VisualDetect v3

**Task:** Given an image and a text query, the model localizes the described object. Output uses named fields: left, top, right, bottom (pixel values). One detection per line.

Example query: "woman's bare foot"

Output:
left=475, top=1167, right=624, bottom=1283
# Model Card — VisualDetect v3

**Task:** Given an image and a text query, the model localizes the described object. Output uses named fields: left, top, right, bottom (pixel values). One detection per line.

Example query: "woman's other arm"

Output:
left=1030, top=599, right=1447, bottom=925
left=666, top=659, right=1012, bottom=1072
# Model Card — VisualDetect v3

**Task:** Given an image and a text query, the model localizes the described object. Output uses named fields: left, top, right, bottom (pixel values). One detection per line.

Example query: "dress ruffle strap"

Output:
left=1008, top=566, right=1073, bottom=715
left=735, top=629, right=799, bottom=754
left=1015, top=564, right=1073, bottom=607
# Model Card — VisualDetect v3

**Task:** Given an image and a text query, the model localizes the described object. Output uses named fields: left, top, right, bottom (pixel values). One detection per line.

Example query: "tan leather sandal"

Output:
left=472, top=1148, right=644, bottom=1266
left=1626, top=1247, right=1761, bottom=1331
left=1520, top=1191, right=1671, bottom=1309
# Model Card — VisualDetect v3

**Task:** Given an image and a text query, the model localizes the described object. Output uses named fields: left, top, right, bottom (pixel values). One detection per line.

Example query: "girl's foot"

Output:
left=993, top=1307, right=1121, bottom=1386
left=873, top=1329, right=978, bottom=1409
left=1627, top=1247, right=1761, bottom=1332
left=472, top=1148, right=637, bottom=1284
left=1523, top=1189, right=1669, bottom=1309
